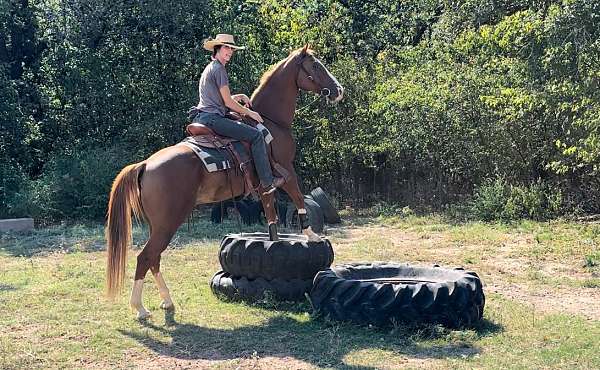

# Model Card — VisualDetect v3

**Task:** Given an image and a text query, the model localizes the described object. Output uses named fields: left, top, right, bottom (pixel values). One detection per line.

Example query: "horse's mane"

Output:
left=251, top=47, right=315, bottom=99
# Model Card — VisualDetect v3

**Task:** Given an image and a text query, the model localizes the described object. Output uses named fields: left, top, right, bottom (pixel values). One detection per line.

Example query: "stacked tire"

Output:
left=210, top=232, right=334, bottom=302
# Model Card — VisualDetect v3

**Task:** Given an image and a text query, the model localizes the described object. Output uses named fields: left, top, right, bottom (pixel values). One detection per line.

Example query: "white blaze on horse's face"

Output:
left=299, top=54, right=344, bottom=103
left=316, top=57, right=344, bottom=103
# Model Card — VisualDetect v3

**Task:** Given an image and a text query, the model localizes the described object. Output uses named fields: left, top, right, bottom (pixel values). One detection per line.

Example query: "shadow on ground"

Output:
left=120, top=310, right=502, bottom=369
left=0, top=216, right=342, bottom=257
left=0, top=218, right=259, bottom=257
left=0, top=284, right=17, bottom=292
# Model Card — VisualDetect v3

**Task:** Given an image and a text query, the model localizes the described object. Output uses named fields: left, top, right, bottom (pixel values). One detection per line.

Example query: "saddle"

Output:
left=185, top=111, right=245, bottom=142
left=184, top=111, right=289, bottom=196
left=186, top=123, right=237, bottom=148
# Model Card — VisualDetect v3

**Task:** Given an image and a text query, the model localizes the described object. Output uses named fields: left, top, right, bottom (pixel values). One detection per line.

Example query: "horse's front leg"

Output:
left=279, top=173, right=322, bottom=242
left=259, top=191, right=279, bottom=240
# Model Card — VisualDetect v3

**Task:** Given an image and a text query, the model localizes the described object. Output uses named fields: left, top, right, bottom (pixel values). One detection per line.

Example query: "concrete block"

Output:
left=0, top=218, right=34, bottom=232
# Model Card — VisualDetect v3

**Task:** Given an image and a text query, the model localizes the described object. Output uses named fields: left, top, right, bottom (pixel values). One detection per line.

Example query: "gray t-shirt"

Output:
left=197, top=60, right=229, bottom=116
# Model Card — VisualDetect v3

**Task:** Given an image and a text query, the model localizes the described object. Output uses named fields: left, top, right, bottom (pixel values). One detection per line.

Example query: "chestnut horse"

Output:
left=106, top=45, right=344, bottom=319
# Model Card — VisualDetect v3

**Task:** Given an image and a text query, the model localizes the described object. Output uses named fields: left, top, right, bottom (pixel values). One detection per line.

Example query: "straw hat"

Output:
left=203, top=34, right=246, bottom=52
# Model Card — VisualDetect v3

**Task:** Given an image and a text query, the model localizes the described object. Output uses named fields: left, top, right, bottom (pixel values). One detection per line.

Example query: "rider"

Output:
left=193, top=33, right=284, bottom=195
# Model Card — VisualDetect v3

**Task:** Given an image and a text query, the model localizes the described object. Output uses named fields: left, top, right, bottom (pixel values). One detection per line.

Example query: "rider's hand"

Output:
left=235, top=94, right=252, bottom=108
left=242, top=96, right=252, bottom=108
left=247, top=110, right=263, bottom=123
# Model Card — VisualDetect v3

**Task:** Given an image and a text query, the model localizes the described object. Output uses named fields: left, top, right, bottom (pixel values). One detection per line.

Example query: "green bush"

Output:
left=0, top=160, right=30, bottom=218
left=21, top=145, right=137, bottom=221
left=470, top=178, right=563, bottom=222
left=469, top=178, right=510, bottom=221
left=2, top=0, right=599, bottom=218
left=585, top=252, right=600, bottom=269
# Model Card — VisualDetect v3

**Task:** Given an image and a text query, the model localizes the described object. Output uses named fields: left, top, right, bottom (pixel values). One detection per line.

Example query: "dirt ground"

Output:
left=329, top=225, right=600, bottom=321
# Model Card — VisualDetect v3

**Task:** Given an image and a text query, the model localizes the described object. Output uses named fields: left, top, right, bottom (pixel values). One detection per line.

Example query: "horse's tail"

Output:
left=105, top=162, right=146, bottom=299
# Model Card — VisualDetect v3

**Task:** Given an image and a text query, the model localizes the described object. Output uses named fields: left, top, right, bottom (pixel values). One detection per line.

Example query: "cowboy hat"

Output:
left=203, top=34, right=245, bottom=51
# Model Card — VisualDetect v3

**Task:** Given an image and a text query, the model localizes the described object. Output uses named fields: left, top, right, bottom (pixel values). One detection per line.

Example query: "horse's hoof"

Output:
left=303, top=227, right=323, bottom=242
left=136, top=310, right=152, bottom=320
left=160, top=301, right=174, bottom=311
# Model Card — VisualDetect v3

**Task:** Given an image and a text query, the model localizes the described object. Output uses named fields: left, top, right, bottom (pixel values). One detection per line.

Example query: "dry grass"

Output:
left=1, top=214, right=599, bottom=369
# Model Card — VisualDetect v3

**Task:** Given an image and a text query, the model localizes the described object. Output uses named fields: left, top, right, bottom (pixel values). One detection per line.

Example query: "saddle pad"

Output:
left=176, top=123, right=273, bottom=173
left=177, top=138, right=249, bottom=173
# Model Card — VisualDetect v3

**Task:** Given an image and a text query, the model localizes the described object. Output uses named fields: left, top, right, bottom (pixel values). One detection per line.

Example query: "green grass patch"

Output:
left=581, top=278, right=600, bottom=288
left=584, top=251, right=600, bottom=268
left=1, top=216, right=599, bottom=369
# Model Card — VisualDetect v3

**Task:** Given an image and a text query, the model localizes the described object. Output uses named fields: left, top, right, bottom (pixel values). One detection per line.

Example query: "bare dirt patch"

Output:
left=327, top=224, right=600, bottom=321
left=95, top=352, right=446, bottom=370
left=84, top=353, right=318, bottom=369
left=485, top=282, right=600, bottom=321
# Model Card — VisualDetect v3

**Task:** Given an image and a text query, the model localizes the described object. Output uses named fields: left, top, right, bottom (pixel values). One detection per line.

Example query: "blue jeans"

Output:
left=194, top=112, right=274, bottom=187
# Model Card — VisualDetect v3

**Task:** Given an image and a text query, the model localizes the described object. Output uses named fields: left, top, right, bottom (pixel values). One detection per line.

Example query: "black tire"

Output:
left=219, top=232, right=334, bottom=280
left=233, top=201, right=252, bottom=225
left=210, top=271, right=312, bottom=302
left=285, top=197, right=324, bottom=233
left=241, top=199, right=263, bottom=225
left=211, top=200, right=258, bottom=225
left=276, top=200, right=288, bottom=226
left=309, top=262, right=485, bottom=328
left=310, top=187, right=341, bottom=224
left=210, top=202, right=226, bottom=223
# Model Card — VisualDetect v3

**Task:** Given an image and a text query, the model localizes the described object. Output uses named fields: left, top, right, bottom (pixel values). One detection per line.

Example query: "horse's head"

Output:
left=295, top=45, right=344, bottom=103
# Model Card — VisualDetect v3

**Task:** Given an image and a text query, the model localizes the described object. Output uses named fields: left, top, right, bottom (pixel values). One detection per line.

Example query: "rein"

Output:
left=256, top=92, right=322, bottom=129
left=295, top=94, right=323, bottom=114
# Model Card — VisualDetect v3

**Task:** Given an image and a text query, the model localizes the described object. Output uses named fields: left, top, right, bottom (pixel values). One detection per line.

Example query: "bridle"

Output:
left=296, top=54, right=332, bottom=99
left=255, top=54, right=333, bottom=127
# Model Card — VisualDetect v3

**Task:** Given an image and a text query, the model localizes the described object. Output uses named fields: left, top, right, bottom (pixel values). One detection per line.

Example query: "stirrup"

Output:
left=262, top=185, right=277, bottom=195
left=262, top=177, right=285, bottom=195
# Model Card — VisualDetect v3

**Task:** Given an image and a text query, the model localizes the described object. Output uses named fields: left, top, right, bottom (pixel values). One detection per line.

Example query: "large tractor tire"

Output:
left=219, top=232, right=334, bottom=280
left=309, top=262, right=485, bottom=328
left=310, top=187, right=341, bottom=224
left=285, top=197, right=324, bottom=233
left=210, top=271, right=312, bottom=302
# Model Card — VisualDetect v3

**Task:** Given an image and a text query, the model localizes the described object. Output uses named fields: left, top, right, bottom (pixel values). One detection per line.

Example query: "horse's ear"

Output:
left=301, top=44, right=309, bottom=55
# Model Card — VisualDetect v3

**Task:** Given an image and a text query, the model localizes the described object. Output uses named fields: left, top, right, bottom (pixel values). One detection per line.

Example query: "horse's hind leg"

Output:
left=129, top=152, right=201, bottom=319
left=150, top=254, right=174, bottom=310
left=130, top=230, right=177, bottom=319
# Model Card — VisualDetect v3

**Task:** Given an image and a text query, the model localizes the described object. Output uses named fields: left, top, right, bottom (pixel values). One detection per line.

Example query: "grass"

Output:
left=585, top=251, right=600, bottom=268
left=1, top=214, right=599, bottom=369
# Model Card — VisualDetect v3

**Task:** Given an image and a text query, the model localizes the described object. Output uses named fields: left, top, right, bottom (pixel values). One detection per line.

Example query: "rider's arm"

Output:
left=219, top=85, right=263, bottom=123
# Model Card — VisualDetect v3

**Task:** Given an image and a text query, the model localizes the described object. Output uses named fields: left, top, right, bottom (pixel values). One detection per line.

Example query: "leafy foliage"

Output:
left=470, top=178, right=563, bottom=221
left=1, top=0, right=599, bottom=220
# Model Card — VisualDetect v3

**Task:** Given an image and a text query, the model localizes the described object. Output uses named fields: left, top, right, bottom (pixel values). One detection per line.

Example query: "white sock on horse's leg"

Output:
left=130, top=279, right=151, bottom=320
left=153, top=272, right=174, bottom=310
